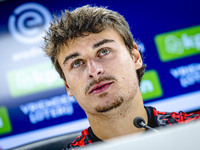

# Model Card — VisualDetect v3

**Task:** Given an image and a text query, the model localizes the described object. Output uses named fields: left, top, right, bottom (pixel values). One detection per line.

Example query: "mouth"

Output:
left=89, top=82, right=113, bottom=94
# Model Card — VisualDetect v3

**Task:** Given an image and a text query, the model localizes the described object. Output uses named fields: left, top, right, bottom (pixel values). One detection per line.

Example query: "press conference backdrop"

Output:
left=0, top=0, right=199, bottom=149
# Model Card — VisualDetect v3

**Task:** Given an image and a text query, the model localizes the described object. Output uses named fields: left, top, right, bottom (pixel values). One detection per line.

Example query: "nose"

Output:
left=87, top=59, right=104, bottom=78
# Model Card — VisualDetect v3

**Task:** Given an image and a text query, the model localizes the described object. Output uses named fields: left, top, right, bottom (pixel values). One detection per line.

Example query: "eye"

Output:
left=72, top=60, right=83, bottom=68
left=98, top=48, right=110, bottom=57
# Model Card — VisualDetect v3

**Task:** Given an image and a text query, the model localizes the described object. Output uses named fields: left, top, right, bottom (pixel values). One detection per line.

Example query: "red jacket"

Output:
left=65, top=106, right=200, bottom=150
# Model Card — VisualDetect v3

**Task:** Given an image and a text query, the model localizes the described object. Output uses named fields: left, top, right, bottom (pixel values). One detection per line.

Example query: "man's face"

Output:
left=58, top=28, right=142, bottom=115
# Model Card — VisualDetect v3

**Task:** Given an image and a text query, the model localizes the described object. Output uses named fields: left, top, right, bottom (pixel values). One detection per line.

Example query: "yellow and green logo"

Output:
left=0, top=106, right=12, bottom=135
left=154, top=25, right=200, bottom=62
left=7, top=62, right=64, bottom=98
left=140, top=70, right=163, bottom=101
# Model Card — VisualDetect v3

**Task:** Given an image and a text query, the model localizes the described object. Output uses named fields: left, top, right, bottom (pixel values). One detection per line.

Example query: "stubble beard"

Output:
left=95, top=96, right=124, bottom=113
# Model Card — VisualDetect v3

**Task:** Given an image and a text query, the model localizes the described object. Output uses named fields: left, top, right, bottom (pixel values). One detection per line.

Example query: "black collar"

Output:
left=88, top=106, right=158, bottom=142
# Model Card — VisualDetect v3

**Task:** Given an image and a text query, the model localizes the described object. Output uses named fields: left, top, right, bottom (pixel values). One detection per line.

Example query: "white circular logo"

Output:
left=8, top=2, right=52, bottom=44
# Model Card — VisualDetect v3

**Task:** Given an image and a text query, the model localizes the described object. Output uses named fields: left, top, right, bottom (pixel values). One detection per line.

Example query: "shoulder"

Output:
left=66, top=128, right=92, bottom=150
left=152, top=107, right=200, bottom=126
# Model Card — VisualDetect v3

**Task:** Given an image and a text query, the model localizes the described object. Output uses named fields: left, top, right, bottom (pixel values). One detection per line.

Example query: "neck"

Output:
left=86, top=89, right=147, bottom=140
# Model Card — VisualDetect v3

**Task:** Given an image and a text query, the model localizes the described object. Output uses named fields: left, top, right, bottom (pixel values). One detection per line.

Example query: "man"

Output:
left=43, top=5, right=200, bottom=149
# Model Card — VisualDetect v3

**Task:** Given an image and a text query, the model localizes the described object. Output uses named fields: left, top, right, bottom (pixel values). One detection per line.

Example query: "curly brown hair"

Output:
left=43, top=5, right=146, bottom=84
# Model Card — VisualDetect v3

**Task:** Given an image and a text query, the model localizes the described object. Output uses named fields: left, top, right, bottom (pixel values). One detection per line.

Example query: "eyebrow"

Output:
left=63, top=52, right=80, bottom=65
left=93, top=39, right=115, bottom=49
left=63, top=39, right=115, bottom=65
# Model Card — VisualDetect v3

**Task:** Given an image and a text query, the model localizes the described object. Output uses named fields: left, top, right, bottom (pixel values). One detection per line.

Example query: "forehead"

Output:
left=61, top=29, right=124, bottom=52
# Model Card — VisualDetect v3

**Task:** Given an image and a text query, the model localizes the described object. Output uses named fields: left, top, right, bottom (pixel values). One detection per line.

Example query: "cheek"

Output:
left=117, top=55, right=138, bottom=85
left=66, top=72, right=84, bottom=95
left=116, top=54, right=135, bottom=73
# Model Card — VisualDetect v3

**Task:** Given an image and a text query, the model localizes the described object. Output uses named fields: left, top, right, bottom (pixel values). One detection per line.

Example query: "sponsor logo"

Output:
left=6, top=62, right=64, bottom=98
left=137, top=42, right=146, bottom=53
left=140, top=70, right=163, bottom=101
left=0, top=106, right=12, bottom=135
left=20, top=94, right=76, bottom=124
left=170, top=63, right=200, bottom=88
left=8, top=2, right=52, bottom=44
left=154, top=25, right=200, bottom=62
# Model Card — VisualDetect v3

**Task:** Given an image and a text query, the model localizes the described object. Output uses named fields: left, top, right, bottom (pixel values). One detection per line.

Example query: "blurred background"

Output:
left=0, top=0, right=200, bottom=149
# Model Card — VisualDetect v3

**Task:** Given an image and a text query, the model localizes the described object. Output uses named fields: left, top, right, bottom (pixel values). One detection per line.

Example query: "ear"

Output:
left=64, top=81, right=73, bottom=96
left=131, top=43, right=143, bottom=70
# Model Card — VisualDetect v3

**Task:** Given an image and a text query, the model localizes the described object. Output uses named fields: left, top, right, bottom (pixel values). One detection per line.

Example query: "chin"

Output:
left=95, top=96, right=124, bottom=113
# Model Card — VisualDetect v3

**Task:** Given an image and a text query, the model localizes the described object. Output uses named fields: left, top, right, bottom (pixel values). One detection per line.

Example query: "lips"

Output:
left=89, top=82, right=113, bottom=94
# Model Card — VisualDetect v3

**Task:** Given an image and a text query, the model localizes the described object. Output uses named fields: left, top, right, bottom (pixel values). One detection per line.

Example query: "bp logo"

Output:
left=8, top=2, right=52, bottom=44
left=7, top=62, right=64, bottom=98
left=154, top=25, right=200, bottom=62
left=164, top=35, right=184, bottom=54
